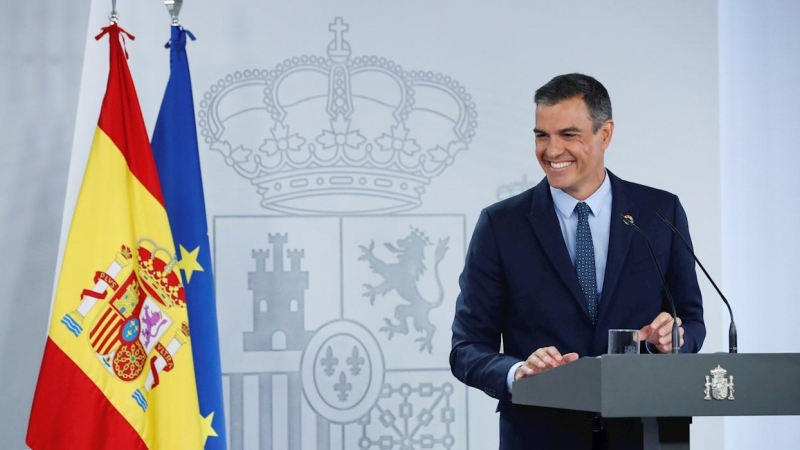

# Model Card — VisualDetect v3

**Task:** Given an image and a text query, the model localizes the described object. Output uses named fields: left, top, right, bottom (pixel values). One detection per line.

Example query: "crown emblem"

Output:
left=135, top=238, right=185, bottom=308
left=198, top=17, right=478, bottom=215
left=409, top=226, right=432, bottom=246
left=709, top=365, right=727, bottom=377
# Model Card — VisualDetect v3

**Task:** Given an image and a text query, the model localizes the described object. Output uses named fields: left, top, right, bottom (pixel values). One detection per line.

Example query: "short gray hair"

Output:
left=534, top=73, right=612, bottom=132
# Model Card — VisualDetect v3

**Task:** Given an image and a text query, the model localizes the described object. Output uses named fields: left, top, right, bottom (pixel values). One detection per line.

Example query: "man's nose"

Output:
left=544, top=138, right=564, bottom=158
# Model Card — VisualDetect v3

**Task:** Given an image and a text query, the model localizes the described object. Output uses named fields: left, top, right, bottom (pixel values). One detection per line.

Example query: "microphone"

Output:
left=656, top=211, right=737, bottom=353
left=620, top=214, right=681, bottom=354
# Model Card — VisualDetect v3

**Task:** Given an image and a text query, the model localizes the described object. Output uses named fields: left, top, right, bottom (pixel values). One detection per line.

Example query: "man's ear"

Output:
left=600, top=119, right=614, bottom=150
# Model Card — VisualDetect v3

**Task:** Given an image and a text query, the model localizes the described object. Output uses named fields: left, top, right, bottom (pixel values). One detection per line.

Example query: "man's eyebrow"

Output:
left=533, top=126, right=582, bottom=135
left=558, top=126, right=581, bottom=134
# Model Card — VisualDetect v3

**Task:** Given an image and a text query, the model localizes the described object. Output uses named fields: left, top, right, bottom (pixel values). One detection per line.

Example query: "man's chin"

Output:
left=545, top=175, right=568, bottom=190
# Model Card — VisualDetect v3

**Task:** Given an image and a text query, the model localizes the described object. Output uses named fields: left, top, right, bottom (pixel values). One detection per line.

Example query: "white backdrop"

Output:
left=719, top=1, right=800, bottom=448
left=1, top=0, right=796, bottom=449
left=0, top=2, right=90, bottom=450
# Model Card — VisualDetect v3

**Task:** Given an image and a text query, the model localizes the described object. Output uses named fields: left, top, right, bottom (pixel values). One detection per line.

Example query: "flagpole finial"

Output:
left=109, top=0, right=119, bottom=24
left=165, top=0, right=183, bottom=25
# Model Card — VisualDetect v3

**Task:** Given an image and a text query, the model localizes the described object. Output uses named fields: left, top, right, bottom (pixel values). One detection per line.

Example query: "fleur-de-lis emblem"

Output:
left=320, top=346, right=338, bottom=377
left=334, top=371, right=352, bottom=402
left=347, top=345, right=365, bottom=376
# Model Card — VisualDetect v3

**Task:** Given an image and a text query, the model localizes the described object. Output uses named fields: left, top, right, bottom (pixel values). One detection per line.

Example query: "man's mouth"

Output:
left=549, top=161, right=574, bottom=169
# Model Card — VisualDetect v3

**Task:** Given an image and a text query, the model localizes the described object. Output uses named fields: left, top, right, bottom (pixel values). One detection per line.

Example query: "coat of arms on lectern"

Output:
left=704, top=365, right=735, bottom=400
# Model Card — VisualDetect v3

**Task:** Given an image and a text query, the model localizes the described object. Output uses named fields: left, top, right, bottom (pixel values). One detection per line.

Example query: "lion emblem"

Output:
left=358, top=228, right=449, bottom=353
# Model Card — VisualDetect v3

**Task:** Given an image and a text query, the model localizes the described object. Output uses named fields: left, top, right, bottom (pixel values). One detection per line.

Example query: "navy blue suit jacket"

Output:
left=450, top=171, right=705, bottom=449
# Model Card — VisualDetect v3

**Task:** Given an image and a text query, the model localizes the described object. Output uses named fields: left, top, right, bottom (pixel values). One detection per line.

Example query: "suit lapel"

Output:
left=527, top=178, right=590, bottom=319
left=597, top=172, right=637, bottom=322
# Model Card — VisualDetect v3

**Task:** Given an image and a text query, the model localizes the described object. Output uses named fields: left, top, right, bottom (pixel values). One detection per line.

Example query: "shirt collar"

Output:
left=550, top=170, right=612, bottom=218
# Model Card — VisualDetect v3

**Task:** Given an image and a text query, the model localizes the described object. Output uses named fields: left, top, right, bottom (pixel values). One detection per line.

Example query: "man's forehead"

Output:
left=535, top=98, right=592, bottom=127
left=535, top=96, right=589, bottom=113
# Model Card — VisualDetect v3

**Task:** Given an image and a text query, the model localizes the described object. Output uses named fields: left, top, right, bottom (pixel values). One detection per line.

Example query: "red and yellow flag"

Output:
left=27, top=24, right=205, bottom=449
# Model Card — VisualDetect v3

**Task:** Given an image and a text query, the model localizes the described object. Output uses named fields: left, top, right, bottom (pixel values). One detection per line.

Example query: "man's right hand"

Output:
left=514, top=346, right=579, bottom=381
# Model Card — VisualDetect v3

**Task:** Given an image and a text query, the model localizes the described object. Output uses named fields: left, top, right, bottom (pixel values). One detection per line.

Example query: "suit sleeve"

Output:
left=666, top=196, right=706, bottom=353
left=450, top=209, right=519, bottom=403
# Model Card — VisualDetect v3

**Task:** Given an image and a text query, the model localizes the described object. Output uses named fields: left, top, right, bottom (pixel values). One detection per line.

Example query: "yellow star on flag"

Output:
left=201, top=411, right=218, bottom=445
left=177, top=244, right=204, bottom=283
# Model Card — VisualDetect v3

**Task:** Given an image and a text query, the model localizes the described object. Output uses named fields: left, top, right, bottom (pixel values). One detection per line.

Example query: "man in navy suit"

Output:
left=449, top=74, right=705, bottom=449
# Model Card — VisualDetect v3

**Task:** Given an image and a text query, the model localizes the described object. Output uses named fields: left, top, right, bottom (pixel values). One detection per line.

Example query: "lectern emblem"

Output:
left=704, top=365, right=735, bottom=400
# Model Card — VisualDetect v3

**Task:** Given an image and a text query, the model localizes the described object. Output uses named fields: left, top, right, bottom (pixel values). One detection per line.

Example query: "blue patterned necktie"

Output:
left=575, top=202, right=599, bottom=324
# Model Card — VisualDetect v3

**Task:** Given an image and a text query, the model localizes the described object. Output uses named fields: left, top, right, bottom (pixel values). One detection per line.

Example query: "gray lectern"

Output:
left=512, top=353, right=800, bottom=449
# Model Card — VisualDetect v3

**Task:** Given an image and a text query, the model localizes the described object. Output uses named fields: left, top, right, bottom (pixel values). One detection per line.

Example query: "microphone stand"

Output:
left=656, top=211, right=737, bottom=353
left=621, top=214, right=681, bottom=354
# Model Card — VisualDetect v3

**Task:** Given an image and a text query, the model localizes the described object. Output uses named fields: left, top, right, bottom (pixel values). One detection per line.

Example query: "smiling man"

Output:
left=534, top=94, right=610, bottom=200
left=450, top=74, right=705, bottom=449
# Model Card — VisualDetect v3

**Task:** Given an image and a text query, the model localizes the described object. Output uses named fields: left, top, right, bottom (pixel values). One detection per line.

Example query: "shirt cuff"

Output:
left=507, top=361, right=525, bottom=393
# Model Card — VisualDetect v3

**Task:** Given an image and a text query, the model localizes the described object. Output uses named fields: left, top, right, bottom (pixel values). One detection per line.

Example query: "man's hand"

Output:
left=639, top=312, right=684, bottom=353
left=514, top=346, right=579, bottom=381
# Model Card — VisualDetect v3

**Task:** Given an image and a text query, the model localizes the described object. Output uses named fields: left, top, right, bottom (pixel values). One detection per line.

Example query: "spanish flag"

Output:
left=27, top=23, right=205, bottom=449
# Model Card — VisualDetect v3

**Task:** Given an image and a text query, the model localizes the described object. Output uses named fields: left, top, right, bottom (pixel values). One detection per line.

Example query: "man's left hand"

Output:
left=639, top=312, right=684, bottom=353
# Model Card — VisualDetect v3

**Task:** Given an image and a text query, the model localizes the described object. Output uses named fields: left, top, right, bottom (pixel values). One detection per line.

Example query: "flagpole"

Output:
left=165, top=0, right=183, bottom=25
left=109, top=0, right=118, bottom=24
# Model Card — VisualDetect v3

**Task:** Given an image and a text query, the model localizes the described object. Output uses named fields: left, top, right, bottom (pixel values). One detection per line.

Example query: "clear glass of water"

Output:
left=608, top=329, right=640, bottom=354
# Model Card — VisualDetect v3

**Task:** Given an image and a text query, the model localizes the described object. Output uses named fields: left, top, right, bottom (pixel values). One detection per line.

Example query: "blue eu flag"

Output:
left=152, top=25, right=227, bottom=449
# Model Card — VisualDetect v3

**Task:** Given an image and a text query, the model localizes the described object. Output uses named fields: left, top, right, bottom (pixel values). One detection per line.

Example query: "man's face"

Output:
left=534, top=96, right=614, bottom=200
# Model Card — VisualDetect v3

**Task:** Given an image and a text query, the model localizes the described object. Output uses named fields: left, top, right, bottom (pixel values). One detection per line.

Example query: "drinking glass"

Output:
left=608, top=329, right=640, bottom=354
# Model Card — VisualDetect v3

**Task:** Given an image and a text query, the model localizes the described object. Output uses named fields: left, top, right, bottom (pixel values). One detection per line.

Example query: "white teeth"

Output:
left=550, top=161, right=573, bottom=169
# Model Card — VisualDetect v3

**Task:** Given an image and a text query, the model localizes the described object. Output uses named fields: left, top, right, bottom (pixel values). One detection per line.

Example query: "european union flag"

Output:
left=152, top=25, right=227, bottom=449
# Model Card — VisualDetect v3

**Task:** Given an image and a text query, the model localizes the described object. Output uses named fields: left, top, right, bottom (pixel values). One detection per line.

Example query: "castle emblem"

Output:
left=197, top=17, right=478, bottom=214
left=704, top=365, right=735, bottom=401
left=60, top=238, right=191, bottom=411
left=244, top=233, right=313, bottom=351
left=358, top=228, right=449, bottom=353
